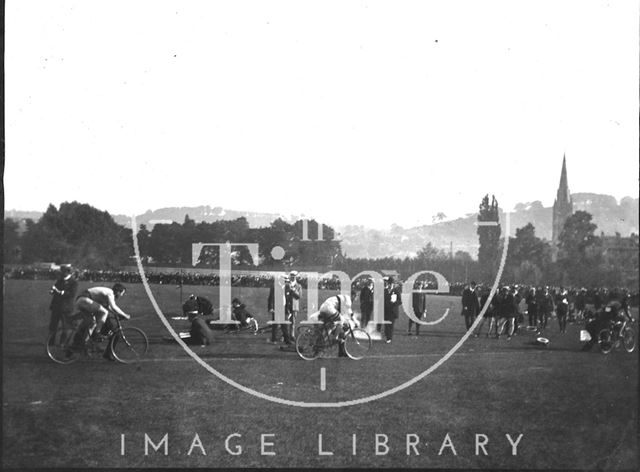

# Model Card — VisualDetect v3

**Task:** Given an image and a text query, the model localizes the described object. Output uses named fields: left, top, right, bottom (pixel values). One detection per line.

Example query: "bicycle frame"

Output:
left=598, top=316, right=636, bottom=354
left=47, top=309, right=149, bottom=364
left=295, top=318, right=372, bottom=361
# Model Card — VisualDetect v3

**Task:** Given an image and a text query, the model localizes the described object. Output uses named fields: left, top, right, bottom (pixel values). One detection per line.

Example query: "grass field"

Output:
left=2, top=278, right=638, bottom=469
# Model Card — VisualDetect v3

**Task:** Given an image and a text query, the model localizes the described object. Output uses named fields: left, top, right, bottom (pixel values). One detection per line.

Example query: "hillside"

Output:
left=6, top=193, right=638, bottom=259
left=340, top=193, right=638, bottom=258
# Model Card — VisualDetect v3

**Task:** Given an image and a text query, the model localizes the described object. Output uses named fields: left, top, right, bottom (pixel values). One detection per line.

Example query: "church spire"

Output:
left=558, top=154, right=570, bottom=202
left=552, top=154, right=573, bottom=246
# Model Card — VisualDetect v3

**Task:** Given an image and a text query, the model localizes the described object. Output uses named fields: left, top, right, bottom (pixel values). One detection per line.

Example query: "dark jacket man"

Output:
left=49, top=265, right=78, bottom=334
left=383, top=277, right=402, bottom=342
left=461, top=282, right=480, bottom=330
left=359, top=282, right=374, bottom=328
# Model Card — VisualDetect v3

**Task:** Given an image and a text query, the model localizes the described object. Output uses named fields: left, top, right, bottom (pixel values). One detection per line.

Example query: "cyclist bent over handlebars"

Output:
left=582, top=291, right=633, bottom=352
left=308, top=294, right=356, bottom=357
left=70, top=284, right=130, bottom=358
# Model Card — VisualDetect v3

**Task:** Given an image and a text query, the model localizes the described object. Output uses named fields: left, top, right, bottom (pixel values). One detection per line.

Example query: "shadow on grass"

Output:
left=501, top=341, right=581, bottom=353
left=409, top=331, right=465, bottom=338
left=196, top=350, right=295, bottom=360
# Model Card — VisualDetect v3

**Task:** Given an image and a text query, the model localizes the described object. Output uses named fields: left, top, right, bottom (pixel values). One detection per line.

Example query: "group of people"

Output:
left=359, top=276, right=409, bottom=341
left=15, top=265, right=361, bottom=291
left=180, top=271, right=352, bottom=351
left=461, top=282, right=525, bottom=339
left=458, top=281, right=635, bottom=345
left=47, top=262, right=636, bottom=358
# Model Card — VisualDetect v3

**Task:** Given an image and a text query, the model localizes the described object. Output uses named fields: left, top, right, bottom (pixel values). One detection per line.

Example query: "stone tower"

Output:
left=552, top=155, right=573, bottom=246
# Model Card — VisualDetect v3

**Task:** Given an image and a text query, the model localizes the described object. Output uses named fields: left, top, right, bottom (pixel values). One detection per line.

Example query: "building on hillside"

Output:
left=551, top=155, right=574, bottom=260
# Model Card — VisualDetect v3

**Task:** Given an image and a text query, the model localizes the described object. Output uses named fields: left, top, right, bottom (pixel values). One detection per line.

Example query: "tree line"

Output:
left=4, top=198, right=638, bottom=288
left=3, top=201, right=341, bottom=271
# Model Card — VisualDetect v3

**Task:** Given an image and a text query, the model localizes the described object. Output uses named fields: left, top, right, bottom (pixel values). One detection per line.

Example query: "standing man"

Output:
left=535, top=287, right=546, bottom=332
left=408, top=280, right=427, bottom=336
left=359, top=279, right=374, bottom=331
left=383, top=276, right=402, bottom=343
left=284, top=271, right=301, bottom=340
left=474, top=285, right=495, bottom=337
left=48, top=264, right=78, bottom=337
left=268, top=280, right=292, bottom=346
left=526, top=287, right=538, bottom=328
left=574, top=288, right=587, bottom=321
left=461, top=281, right=480, bottom=330
left=496, top=285, right=517, bottom=340
left=537, top=286, right=555, bottom=333
left=556, top=287, right=569, bottom=334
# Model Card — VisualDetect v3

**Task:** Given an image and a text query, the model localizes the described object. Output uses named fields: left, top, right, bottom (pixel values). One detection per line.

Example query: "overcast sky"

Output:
left=5, top=0, right=639, bottom=228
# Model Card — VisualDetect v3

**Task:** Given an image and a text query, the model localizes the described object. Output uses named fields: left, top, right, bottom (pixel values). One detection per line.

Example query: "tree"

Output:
left=454, top=250, right=473, bottom=263
left=558, top=211, right=597, bottom=258
left=557, top=211, right=599, bottom=286
left=477, top=194, right=501, bottom=282
left=504, top=223, right=552, bottom=282
left=417, top=242, right=447, bottom=261
left=512, top=260, right=543, bottom=286
left=148, top=222, right=186, bottom=265
left=21, top=205, right=71, bottom=263
left=3, top=218, right=23, bottom=264
left=136, top=224, right=151, bottom=263
left=20, top=202, right=132, bottom=268
left=432, top=212, right=447, bottom=223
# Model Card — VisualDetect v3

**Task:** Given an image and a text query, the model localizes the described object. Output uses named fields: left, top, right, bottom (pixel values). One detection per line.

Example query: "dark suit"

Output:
left=408, top=291, right=426, bottom=335
left=526, top=290, right=538, bottom=327
left=284, top=281, right=301, bottom=338
left=461, top=286, right=480, bottom=330
left=383, top=284, right=402, bottom=341
left=359, top=285, right=374, bottom=328
left=49, top=275, right=78, bottom=333
left=183, top=297, right=214, bottom=345
left=268, top=285, right=291, bottom=344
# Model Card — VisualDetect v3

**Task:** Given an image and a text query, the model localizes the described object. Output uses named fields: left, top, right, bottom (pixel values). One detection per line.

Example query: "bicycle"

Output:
left=597, top=318, right=636, bottom=354
left=46, top=311, right=149, bottom=364
left=295, top=320, right=372, bottom=360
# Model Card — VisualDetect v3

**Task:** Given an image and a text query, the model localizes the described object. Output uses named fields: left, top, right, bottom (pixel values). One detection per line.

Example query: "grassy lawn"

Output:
left=2, top=279, right=638, bottom=469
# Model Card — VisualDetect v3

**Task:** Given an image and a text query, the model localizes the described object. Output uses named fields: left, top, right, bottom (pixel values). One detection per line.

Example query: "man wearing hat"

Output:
left=182, top=294, right=215, bottom=346
left=383, top=276, right=402, bottom=343
left=48, top=264, right=78, bottom=338
left=496, top=285, right=517, bottom=339
left=285, top=271, right=301, bottom=340
left=359, top=279, right=374, bottom=330
left=267, top=282, right=293, bottom=346
left=461, top=281, right=480, bottom=330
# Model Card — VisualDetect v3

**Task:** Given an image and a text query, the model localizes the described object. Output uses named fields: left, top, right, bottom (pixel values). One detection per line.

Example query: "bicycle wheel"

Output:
left=344, top=328, right=372, bottom=360
left=46, top=327, right=80, bottom=364
left=598, top=328, right=613, bottom=354
left=622, top=326, right=636, bottom=353
left=295, top=325, right=323, bottom=361
left=110, top=327, right=149, bottom=364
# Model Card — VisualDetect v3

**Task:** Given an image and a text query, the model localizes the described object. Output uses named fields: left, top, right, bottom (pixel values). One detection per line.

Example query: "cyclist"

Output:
left=75, top=283, right=131, bottom=341
left=582, top=291, right=633, bottom=352
left=68, top=283, right=130, bottom=359
left=307, top=294, right=356, bottom=356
